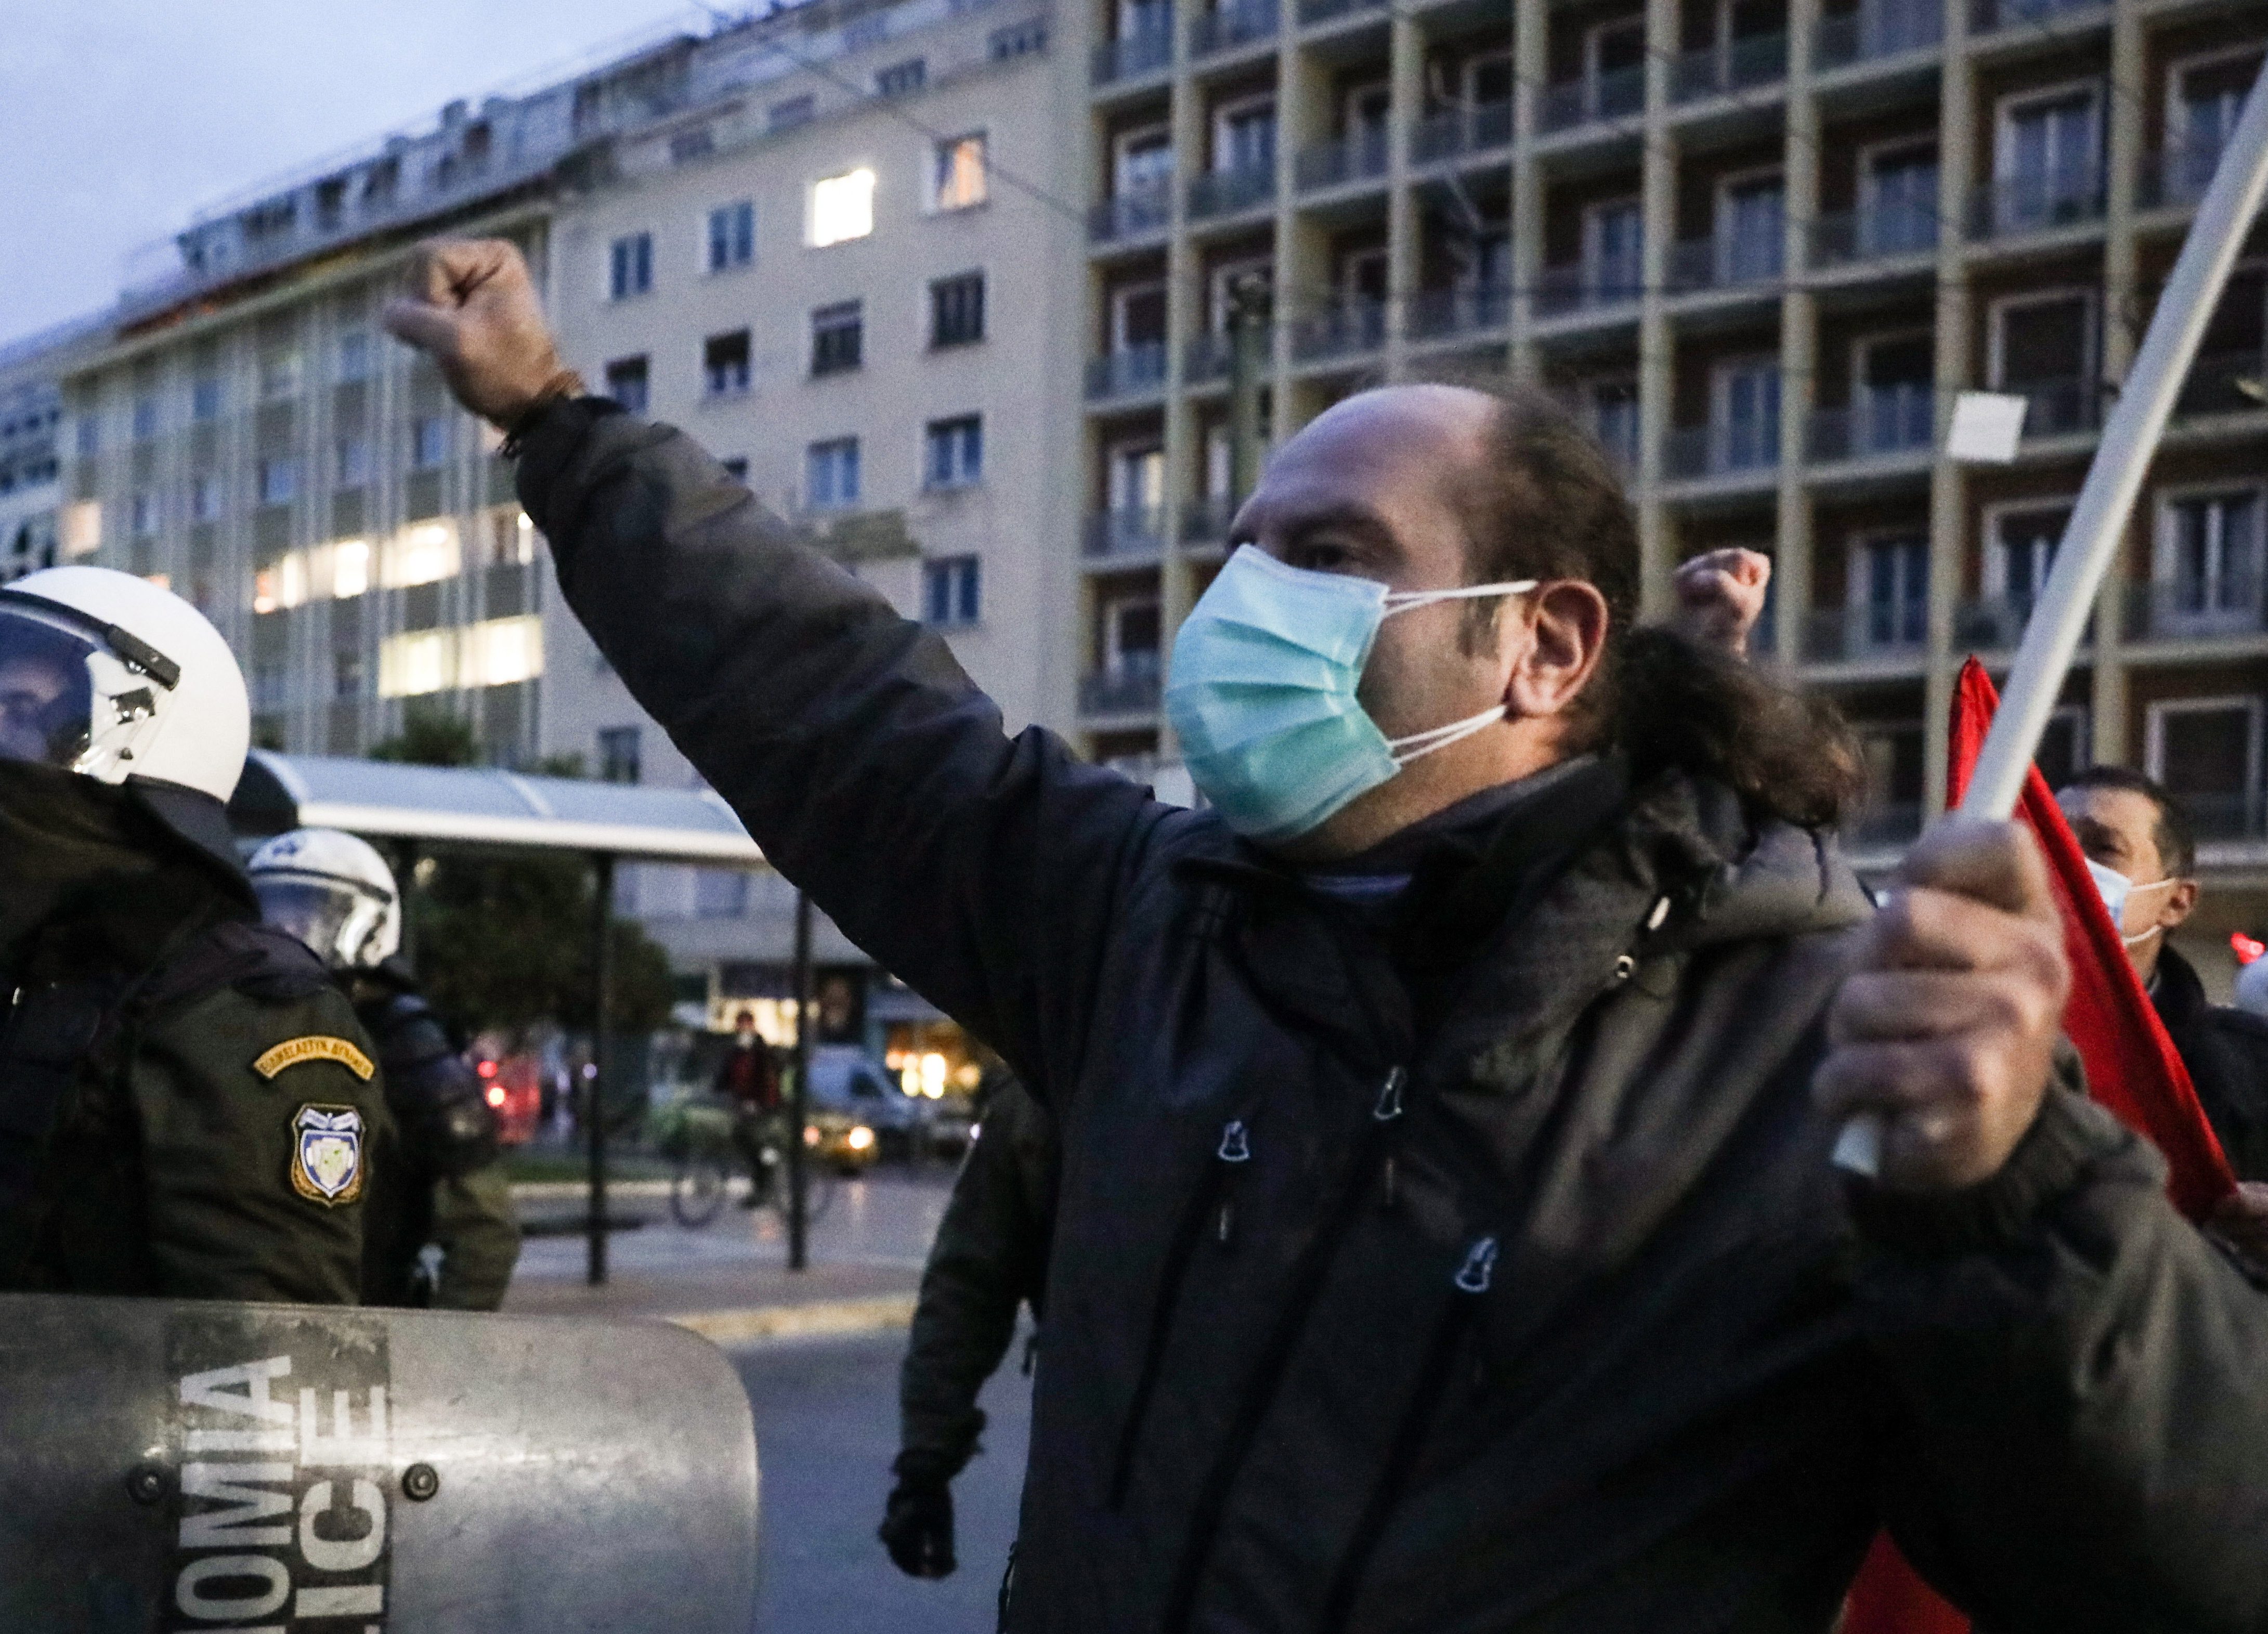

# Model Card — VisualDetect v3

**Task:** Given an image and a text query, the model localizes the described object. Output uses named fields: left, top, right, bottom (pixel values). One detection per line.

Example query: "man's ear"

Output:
left=1504, top=581, right=1609, bottom=720
left=2160, top=878, right=2200, bottom=931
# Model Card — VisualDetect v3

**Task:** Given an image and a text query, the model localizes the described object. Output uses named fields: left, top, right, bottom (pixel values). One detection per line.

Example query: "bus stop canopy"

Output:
left=229, top=750, right=764, bottom=866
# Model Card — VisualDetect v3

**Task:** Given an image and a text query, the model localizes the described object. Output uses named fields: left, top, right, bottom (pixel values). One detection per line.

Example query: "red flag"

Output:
left=1844, top=657, right=2237, bottom=1634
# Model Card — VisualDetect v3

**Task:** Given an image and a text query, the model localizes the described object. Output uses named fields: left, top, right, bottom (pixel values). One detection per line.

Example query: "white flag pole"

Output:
left=1834, top=65, right=2268, bottom=1178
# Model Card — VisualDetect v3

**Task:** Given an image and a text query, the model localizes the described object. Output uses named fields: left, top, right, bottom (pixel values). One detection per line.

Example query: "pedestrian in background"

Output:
left=715, top=1008, right=784, bottom=1205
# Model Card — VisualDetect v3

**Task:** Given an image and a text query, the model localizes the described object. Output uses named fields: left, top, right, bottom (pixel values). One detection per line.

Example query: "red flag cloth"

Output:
left=1843, top=658, right=2238, bottom=1634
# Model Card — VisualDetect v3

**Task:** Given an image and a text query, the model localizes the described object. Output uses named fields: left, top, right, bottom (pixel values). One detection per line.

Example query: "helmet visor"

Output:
left=0, top=606, right=97, bottom=770
left=254, top=878, right=369, bottom=965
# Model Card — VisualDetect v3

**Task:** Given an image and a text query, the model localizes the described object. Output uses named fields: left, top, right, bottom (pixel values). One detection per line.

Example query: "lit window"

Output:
left=465, top=616, right=543, bottom=687
left=806, top=437, right=861, bottom=509
left=924, top=416, right=983, bottom=489
left=331, top=539, right=371, bottom=598
left=383, top=522, right=460, bottom=587
left=253, top=570, right=280, bottom=615
left=934, top=134, right=987, bottom=211
left=378, top=629, right=454, bottom=697
left=610, top=232, right=655, bottom=298
left=708, top=201, right=756, bottom=271
left=811, top=168, right=877, bottom=246
left=922, top=555, right=982, bottom=626
left=411, top=416, right=448, bottom=468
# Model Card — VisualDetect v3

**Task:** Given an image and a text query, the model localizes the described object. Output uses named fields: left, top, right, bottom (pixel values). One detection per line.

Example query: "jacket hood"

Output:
left=1632, top=772, right=1873, bottom=952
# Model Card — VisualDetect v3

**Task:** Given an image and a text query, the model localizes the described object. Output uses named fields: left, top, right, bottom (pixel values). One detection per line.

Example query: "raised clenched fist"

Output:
left=1670, top=547, right=1772, bottom=658
left=382, top=239, right=573, bottom=427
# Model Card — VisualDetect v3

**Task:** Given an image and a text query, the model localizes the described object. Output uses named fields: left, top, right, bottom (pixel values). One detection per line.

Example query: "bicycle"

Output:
left=653, top=1095, right=839, bottom=1229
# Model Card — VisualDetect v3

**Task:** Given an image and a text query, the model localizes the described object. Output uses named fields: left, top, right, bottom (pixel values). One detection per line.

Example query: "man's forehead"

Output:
left=1252, top=387, right=1496, bottom=518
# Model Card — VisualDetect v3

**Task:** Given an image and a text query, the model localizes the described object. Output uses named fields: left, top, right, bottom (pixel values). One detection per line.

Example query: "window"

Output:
left=132, top=397, right=159, bottom=441
left=1854, top=531, right=1929, bottom=650
left=131, top=492, right=158, bottom=537
left=933, top=133, right=987, bottom=210
left=191, top=474, right=223, bottom=522
left=609, top=232, right=655, bottom=299
left=670, top=127, right=715, bottom=164
left=2148, top=696, right=2263, bottom=839
left=930, top=270, right=986, bottom=347
left=721, top=456, right=749, bottom=479
left=2170, top=50, right=2265, bottom=190
left=598, top=725, right=642, bottom=784
left=806, top=438, right=861, bottom=509
left=1713, top=357, right=1781, bottom=470
left=411, top=417, right=448, bottom=469
left=1855, top=723, right=1925, bottom=839
left=260, top=350, right=301, bottom=401
left=1861, top=142, right=1938, bottom=256
left=1102, top=594, right=1163, bottom=675
left=1855, top=333, right=1935, bottom=453
left=1991, top=291, right=2095, bottom=434
left=1214, top=95, right=1277, bottom=174
left=990, top=18, right=1048, bottom=58
left=811, top=168, right=877, bottom=246
left=845, top=14, right=888, bottom=47
left=922, top=555, right=982, bottom=626
left=695, top=869, right=750, bottom=918
left=1583, top=199, right=1643, bottom=298
left=770, top=95, right=814, bottom=132
left=704, top=330, right=752, bottom=397
left=1587, top=377, right=1640, bottom=473
left=1717, top=171, right=1785, bottom=283
left=1989, top=504, right=2070, bottom=613
left=604, top=356, right=650, bottom=414
left=336, top=436, right=372, bottom=486
left=924, top=416, right=984, bottom=489
left=708, top=200, right=755, bottom=271
left=1109, top=440, right=1166, bottom=512
left=333, top=651, right=365, bottom=699
left=191, top=378, right=222, bottom=422
left=1115, top=127, right=1174, bottom=198
left=257, top=457, right=297, bottom=505
left=2160, top=487, right=2264, bottom=632
left=337, top=330, right=372, bottom=382
left=811, top=301, right=865, bottom=375
left=875, top=57, right=927, bottom=96
left=1996, top=83, right=2103, bottom=229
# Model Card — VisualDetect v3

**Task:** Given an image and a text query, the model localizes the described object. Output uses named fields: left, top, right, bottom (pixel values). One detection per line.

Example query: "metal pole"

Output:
left=587, top=853, right=615, bottom=1287
left=788, top=888, right=813, bottom=1273
left=1835, top=67, right=2268, bottom=1179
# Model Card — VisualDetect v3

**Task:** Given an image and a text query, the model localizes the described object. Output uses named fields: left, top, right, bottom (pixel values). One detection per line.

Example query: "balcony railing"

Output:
left=1189, top=0, right=1277, bottom=57
left=1806, top=388, right=1935, bottom=463
left=1407, top=284, right=1511, bottom=339
left=1295, top=128, right=1389, bottom=191
left=1969, top=0, right=2107, bottom=34
left=1083, top=507, right=1169, bottom=559
left=1296, top=0, right=1388, bottom=25
left=1291, top=298, right=1387, bottom=362
left=2012, top=377, right=2099, bottom=439
left=1663, top=422, right=1782, bottom=481
left=1079, top=664, right=1163, bottom=717
left=1804, top=604, right=1927, bottom=662
left=1411, top=100, right=1513, bottom=165
left=1966, top=173, right=2106, bottom=240
left=2140, top=143, right=2228, bottom=211
left=1669, top=230, right=1784, bottom=293
left=1184, top=331, right=1240, bottom=382
left=1538, top=67, right=1645, bottom=133
left=1182, top=494, right=1236, bottom=544
left=1084, top=343, right=1169, bottom=400
left=2174, top=348, right=2268, bottom=418
left=1091, top=27, right=1172, bottom=84
left=1807, top=202, right=1938, bottom=267
left=1534, top=263, right=1643, bottom=318
left=1813, top=0, right=1941, bottom=68
left=1088, top=186, right=1173, bottom=243
left=1188, top=163, right=1276, bottom=220
left=2124, top=575, right=2267, bottom=644
left=1670, top=32, right=1789, bottom=104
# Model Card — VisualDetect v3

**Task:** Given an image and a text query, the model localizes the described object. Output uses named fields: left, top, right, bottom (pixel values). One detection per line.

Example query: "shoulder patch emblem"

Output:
left=254, top=1035, right=376, bottom=1082
left=291, top=1104, right=367, bottom=1206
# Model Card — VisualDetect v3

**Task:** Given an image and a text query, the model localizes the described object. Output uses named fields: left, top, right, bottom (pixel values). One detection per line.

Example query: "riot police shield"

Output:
left=0, top=1293, right=758, bottom=1632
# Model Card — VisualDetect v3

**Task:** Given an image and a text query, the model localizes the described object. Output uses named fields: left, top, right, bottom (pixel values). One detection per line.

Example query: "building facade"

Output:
left=1072, top=0, right=2267, bottom=979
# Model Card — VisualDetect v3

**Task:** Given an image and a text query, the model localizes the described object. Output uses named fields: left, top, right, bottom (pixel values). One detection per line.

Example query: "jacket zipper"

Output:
left=1158, top=1068, right=1405, bottom=1634
left=1109, top=1117, right=1254, bottom=1511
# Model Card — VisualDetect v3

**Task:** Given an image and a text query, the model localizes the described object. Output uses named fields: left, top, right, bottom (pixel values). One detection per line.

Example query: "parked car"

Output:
left=804, top=1045, right=927, bottom=1161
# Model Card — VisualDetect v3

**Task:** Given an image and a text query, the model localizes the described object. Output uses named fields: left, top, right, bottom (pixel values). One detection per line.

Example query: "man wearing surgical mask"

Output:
left=389, top=238, right=2268, bottom=1634
left=2058, top=767, right=2268, bottom=1248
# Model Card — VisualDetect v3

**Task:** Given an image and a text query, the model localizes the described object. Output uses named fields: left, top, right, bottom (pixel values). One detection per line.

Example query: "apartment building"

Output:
left=538, top=0, right=1080, bottom=1051
left=1074, top=0, right=2268, bottom=976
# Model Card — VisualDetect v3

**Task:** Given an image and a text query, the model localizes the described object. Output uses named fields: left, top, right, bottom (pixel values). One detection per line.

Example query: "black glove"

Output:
left=878, top=1475, right=956, bottom=1578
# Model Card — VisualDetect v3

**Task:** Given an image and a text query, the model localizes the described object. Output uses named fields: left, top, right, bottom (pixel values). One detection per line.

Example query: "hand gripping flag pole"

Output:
left=1834, top=64, right=2268, bottom=1179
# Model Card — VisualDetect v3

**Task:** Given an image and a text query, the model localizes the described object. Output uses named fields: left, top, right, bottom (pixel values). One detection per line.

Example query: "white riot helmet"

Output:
left=247, top=828, right=402, bottom=969
left=2237, top=955, right=2268, bottom=1021
left=0, top=566, right=248, bottom=801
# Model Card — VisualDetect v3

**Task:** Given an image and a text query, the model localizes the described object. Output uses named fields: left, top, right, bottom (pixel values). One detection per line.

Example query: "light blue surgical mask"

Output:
left=2086, top=857, right=2179, bottom=947
left=1165, top=546, right=1537, bottom=843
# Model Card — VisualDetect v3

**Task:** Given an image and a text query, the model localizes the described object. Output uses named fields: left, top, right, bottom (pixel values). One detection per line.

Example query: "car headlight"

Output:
left=846, top=1125, right=876, bottom=1152
left=802, top=1125, right=820, bottom=1146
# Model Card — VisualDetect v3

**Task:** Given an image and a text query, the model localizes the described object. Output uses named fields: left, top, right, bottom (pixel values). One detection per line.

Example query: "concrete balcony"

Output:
left=1806, top=389, right=1935, bottom=464
left=1965, top=173, right=2106, bottom=242
left=1813, top=0, right=1941, bottom=69
left=1295, top=128, right=1389, bottom=192
left=1663, top=423, right=1781, bottom=483
left=2124, top=578, right=2268, bottom=646
left=1534, top=263, right=1642, bottom=320
left=1091, top=27, right=1172, bottom=86
left=1807, top=203, right=1937, bottom=269
left=1084, top=507, right=1169, bottom=561
left=1085, top=344, right=1169, bottom=402
left=1183, top=331, right=1252, bottom=384
left=2139, top=143, right=2226, bottom=212
left=2012, top=377, right=2100, bottom=440
left=2173, top=349, right=2268, bottom=420
left=1670, top=33, right=1788, bottom=105
left=1407, top=284, right=1511, bottom=341
left=1296, top=0, right=1388, bottom=27
left=1189, top=0, right=1277, bottom=59
left=1182, top=495, right=1236, bottom=546
left=1079, top=663, right=1163, bottom=718
left=1803, top=604, right=1926, bottom=663
left=1967, top=0, right=2107, bottom=36
left=1411, top=100, right=1512, bottom=167
left=1537, top=67, right=1644, bottom=134
left=1188, top=164, right=1276, bottom=222
left=1089, top=187, right=1173, bottom=245
left=1291, top=298, right=1387, bottom=363
left=1668, top=231, right=1784, bottom=295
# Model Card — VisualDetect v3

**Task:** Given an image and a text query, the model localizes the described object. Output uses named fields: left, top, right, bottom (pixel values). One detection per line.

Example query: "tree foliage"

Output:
left=370, top=709, right=676, bottom=1037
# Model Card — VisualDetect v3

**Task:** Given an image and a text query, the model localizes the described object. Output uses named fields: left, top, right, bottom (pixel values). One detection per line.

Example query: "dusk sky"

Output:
left=0, top=2, right=714, bottom=350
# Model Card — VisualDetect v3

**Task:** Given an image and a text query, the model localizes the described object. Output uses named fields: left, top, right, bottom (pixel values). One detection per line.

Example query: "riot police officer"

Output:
left=249, top=827, right=521, bottom=1309
left=0, top=566, right=392, bottom=1303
